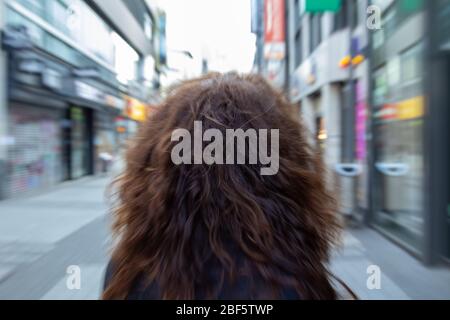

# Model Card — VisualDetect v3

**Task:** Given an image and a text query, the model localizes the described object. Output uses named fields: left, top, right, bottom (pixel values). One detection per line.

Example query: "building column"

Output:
left=321, top=84, right=342, bottom=191
left=300, top=96, right=317, bottom=147
left=0, top=0, right=9, bottom=199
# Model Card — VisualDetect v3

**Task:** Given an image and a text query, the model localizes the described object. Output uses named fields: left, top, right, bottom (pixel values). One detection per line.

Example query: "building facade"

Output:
left=0, top=0, right=165, bottom=199
left=281, top=0, right=450, bottom=264
left=286, top=0, right=370, bottom=214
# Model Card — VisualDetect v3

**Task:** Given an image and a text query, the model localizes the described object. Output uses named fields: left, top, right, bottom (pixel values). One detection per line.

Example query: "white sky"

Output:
left=155, top=0, right=256, bottom=82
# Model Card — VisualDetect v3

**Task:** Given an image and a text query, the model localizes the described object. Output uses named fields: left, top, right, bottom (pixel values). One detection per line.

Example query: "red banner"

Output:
left=264, top=0, right=285, bottom=43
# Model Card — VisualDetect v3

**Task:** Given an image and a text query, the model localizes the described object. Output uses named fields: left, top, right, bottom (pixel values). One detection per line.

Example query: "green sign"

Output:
left=399, top=0, right=423, bottom=12
left=303, top=0, right=341, bottom=12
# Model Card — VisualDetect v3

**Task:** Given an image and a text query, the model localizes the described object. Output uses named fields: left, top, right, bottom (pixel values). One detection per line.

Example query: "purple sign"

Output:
left=355, top=81, right=367, bottom=161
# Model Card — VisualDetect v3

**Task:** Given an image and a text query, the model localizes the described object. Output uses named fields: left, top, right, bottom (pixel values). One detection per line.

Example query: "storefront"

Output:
left=70, top=79, right=125, bottom=175
left=94, top=110, right=116, bottom=174
left=7, top=103, right=65, bottom=197
left=367, top=0, right=450, bottom=264
left=2, top=27, right=125, bottom=197
left=4, top=41, right=72, bottom=198
left=120, top=95, right=150, bottom=140
left=426, top=0, right=450, bottom=263
left=68, top=106, right=92, bottom=179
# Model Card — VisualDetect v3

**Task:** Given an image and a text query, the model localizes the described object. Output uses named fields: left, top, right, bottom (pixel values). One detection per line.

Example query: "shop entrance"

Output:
left=371, top=43, right=426, bottom=255
left=372, top=113, right=424, bottom=252
left=67, top=106, right=92, bottom=180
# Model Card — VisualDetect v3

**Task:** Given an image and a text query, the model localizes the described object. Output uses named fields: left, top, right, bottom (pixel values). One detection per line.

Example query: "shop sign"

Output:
left=42, top=68, right=64, bottom=91
left=126, top=97, right=148, bottom=122
left=396, top=96, right=424, bottom=120
left=75, top=80, right=104, bottom=104
left=264, top=0, right=285, bottom=61
left=376, top=96, right=424, bottom=121
left=115, top=116, right=127, bottom=133
left=105, top=94, right=126, bottom=111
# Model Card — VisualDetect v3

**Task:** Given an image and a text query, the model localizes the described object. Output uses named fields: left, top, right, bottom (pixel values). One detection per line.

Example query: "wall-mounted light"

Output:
left=339, top=55, right=351, bottom=69
left=351, top=54, right=365, bottom=66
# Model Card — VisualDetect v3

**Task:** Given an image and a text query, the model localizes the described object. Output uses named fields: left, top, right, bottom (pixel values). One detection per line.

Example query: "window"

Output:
left=112, top=32, right=139, bottom=84
left=143, top=55, right=155, bottom=81
left=355, top=0, right=364, bottom=27
left=295, top=29, right=302, bottom=67
left=294, top=0, right=300, bottom=26
left=373, top=66, right=387, bottom=106
left=309, top=14, right=322, bottom=54
left=387, top=56, right=401, bottom=87
left=144, top=13, right=153, bottom=40
left=372, top=28, right=384, bottom=50
left=383, top=7, right=397, bottom=38
left=401, top=42, right=423, bottom=84
left=333, top=0, right=348, bottom=31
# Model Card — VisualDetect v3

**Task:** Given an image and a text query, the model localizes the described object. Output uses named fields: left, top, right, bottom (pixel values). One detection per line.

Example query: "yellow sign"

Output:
left=396, top=96, right=424, bottom=120
left=126, top=97, right=148, bottom=122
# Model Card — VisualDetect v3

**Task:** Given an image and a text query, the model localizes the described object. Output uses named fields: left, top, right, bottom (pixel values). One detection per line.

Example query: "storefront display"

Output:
left=7, top=104, right=64, bottom=197
left=371, top=41, right=425, bottom=253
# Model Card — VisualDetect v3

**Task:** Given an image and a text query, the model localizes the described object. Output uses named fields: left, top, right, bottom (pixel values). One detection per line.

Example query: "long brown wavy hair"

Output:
left=102, top=72, right=341, bottom=299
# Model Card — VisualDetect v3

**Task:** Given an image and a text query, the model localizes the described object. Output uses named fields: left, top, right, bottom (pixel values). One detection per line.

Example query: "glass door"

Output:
left=70, top=106, right=89, bottom=179
left=371, top=43, right=426, bottom=253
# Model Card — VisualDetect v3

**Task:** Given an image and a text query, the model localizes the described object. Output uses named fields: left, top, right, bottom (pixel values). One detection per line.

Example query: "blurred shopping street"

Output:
left=0, top=175, right=449, bottom=300
left=1, top=0, right=450, bottom=300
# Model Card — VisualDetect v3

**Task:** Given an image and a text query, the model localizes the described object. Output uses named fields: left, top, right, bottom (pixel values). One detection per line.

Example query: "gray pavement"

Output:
left=0, top=175, right=449, bottom=299
left=0, top=176, right=113, bottom=299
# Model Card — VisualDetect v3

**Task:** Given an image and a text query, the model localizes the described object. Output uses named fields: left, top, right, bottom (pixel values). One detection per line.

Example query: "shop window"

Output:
left=333, top=0, right=348, bottom=31
left=382, top=7, right=397, bottom=40
left=372, top=28, right=384, bottom=50
left=400, top=42, right=424, bottom=85
left=387, top=56, right=401, bottom=88
left=309, top=14, right=322, bottom=54
left=373, top=66, right=387, bottom=107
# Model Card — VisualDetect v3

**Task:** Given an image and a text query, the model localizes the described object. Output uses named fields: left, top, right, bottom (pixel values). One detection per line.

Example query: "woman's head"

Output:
left=103, top=72, right=340, bottom=299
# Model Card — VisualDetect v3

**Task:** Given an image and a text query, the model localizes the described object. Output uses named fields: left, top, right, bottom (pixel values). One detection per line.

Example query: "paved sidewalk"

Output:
left=331, top=228, right=450, bottom=299
left=0, top=174, right=449, bottom=299
left=0, top=175, right=114, bottom=298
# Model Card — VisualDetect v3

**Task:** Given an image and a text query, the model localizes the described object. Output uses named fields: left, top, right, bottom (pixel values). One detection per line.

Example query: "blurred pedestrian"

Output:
left=99, top=152, right=113, bottom=174
left=102, top=72, right=354, bottom=300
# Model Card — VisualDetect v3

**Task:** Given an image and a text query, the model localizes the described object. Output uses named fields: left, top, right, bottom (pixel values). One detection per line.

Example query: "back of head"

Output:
left=103, top=72, right=340, bottom=299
